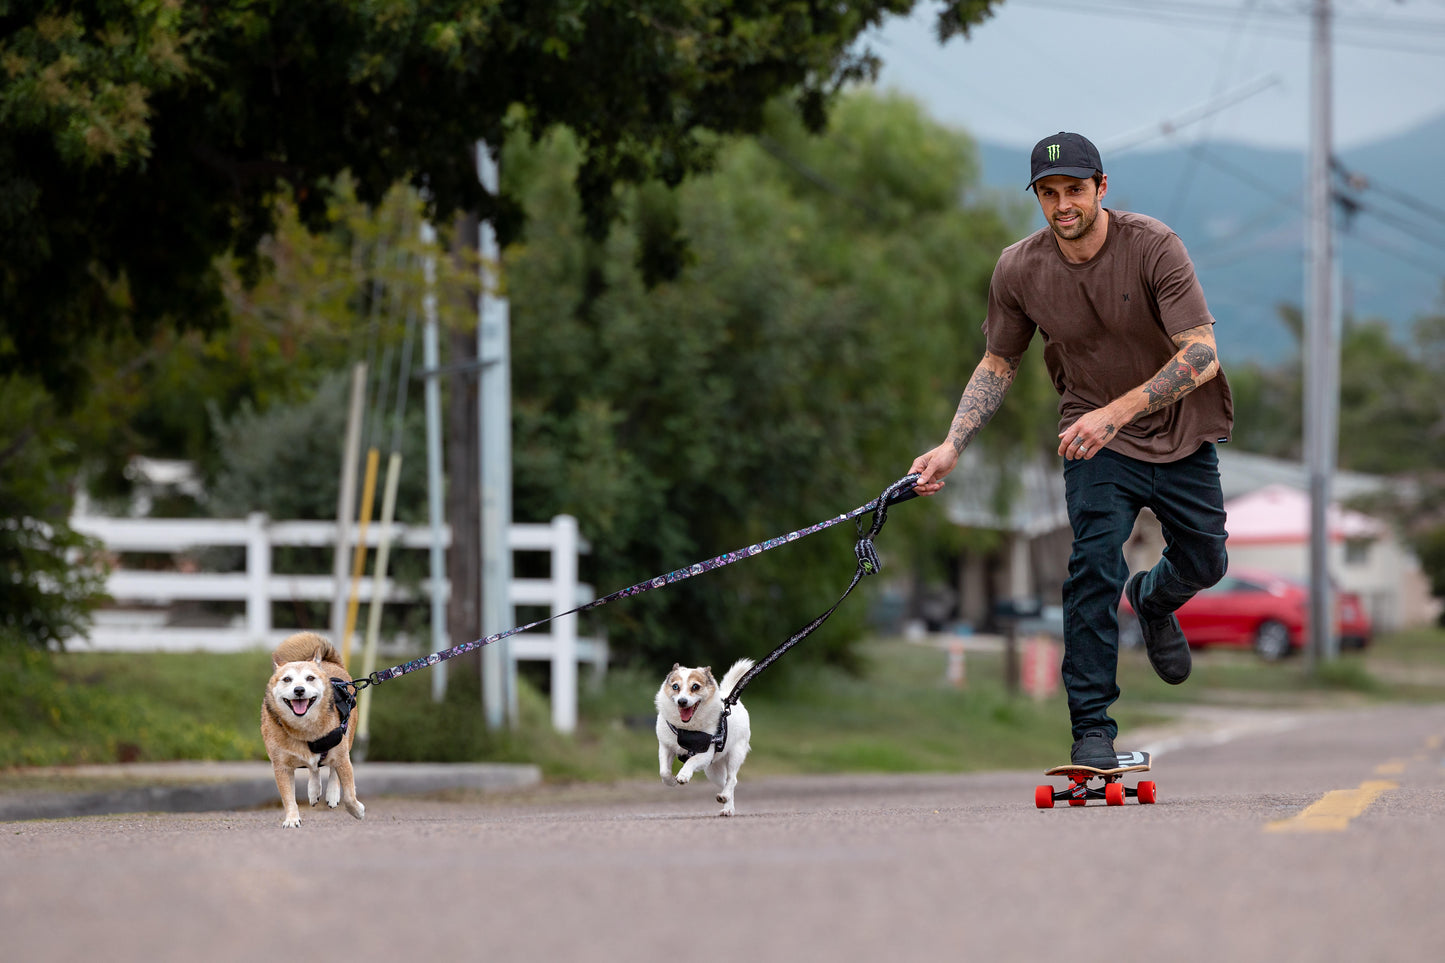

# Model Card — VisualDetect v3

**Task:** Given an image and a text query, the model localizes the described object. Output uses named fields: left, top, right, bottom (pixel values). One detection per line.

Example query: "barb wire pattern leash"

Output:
left=347, top=473, right=921, bottom=693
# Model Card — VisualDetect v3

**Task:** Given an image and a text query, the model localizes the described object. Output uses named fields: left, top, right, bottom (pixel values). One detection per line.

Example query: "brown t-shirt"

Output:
left=983, top=209, right=1233, bottom=463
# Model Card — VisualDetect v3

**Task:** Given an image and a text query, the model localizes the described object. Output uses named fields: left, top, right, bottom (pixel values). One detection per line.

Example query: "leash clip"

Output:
left=855, top=537, right=881, bottom=576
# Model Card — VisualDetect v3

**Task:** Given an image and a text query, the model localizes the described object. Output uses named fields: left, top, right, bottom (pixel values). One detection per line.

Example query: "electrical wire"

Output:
left=1166, top=0, right=1265, bottom=223
left=1009, top=0, right=1445, bottom=53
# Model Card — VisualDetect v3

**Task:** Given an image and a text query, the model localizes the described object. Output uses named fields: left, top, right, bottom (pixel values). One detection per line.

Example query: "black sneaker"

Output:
left=1070, top=728, right=1118, bottom=769
left=1126, top=571, right=1191, bottom=685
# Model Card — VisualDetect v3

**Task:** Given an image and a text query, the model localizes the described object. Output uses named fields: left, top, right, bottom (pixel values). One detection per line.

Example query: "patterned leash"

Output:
left=344, top=473, right=921, bottom=694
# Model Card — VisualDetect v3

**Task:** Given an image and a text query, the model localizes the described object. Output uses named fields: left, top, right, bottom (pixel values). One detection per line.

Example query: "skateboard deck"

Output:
left=1036, top=751, right=1156, bottom=808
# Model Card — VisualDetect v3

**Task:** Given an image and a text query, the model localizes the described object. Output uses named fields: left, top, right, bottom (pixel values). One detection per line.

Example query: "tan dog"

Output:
left=260, top=632, right=365, bottom=828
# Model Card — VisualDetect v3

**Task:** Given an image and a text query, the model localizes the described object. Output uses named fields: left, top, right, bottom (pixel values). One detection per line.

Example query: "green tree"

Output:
left=1, top=0, right=1003, bottom=653
left=2, top=0, right=1001, bottom=403
left=503, top=90, right=1033, bottom=668
left=1229, top=294, right=1445, bottom=616
left=0, top=377, right=108, bottom=650
left=143, top=89, right=1030, bottom=670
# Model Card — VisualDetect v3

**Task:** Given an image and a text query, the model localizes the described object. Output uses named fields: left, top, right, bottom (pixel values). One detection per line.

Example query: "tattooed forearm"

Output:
left=1140, top=330, right=1218, bottom=415
left=948, top=355, right=1020, bottom=453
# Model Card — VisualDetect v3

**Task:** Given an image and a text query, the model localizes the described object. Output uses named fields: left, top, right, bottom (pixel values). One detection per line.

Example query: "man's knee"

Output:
left=1190, top=540, right=1228, bottom=589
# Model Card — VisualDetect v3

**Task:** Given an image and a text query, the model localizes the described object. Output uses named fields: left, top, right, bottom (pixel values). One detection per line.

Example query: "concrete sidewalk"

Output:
left=0, top=761, right=541, bottom=822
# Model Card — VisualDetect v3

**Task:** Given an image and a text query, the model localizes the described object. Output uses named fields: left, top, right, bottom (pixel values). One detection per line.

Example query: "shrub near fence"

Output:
left=68, top=513, right=606, bottom=731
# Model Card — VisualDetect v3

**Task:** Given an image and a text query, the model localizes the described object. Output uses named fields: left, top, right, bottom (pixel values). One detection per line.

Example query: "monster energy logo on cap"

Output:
left=1027, top=131, right=1104, bottom=191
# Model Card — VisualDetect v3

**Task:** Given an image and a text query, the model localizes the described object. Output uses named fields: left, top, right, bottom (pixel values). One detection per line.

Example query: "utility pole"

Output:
left=1305, top=0, right=1338, bottom=669
left=420, top=221, right=450, bottom=702
left=477, top=142, right=516, bottom=727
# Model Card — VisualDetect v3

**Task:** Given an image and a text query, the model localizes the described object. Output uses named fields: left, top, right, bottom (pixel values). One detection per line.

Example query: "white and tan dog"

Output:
left=260, top=631, right=365, bottom=828
left=655, top=658, right=753, bottom=816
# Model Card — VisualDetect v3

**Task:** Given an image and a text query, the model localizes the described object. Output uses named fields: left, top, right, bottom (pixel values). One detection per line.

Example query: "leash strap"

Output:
left=722, top=470, right=918, bottom=707
left=673, top=472, right=920, bottom=755
left=348, top=473, right=921, bottom=693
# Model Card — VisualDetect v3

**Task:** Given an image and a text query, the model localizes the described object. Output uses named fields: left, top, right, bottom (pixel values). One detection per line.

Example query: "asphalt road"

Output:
left=5, top=702, right=1444, bottom=963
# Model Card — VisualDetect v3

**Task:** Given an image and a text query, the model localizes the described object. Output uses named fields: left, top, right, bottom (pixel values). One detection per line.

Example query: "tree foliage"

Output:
left=2, top=0, right=1001, bottom=403
left=503, top=90, right=1031, bottom=668
left=1, top=0, right=1013, bottom=652
left=0, top=377, right=108, bottom=649
left=1228, top=293, right=1445, bottom=614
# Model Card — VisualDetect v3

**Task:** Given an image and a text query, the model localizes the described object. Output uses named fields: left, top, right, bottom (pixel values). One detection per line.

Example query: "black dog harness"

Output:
left=668, top=716, right=728, bottom=761
left=306, top=679, right=357, bottom=760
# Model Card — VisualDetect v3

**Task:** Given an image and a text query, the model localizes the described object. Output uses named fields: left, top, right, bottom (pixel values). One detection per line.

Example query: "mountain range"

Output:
left=974, top=115, right=1445, bottom=365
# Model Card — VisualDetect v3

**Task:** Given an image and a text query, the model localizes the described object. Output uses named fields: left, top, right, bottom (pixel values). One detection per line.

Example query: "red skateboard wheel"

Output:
left=1104, top=782, right=1124, bottom=806
left=1035, top=785, right=1055, bottom=809
left=1137, top=780, right=1157, bottom=804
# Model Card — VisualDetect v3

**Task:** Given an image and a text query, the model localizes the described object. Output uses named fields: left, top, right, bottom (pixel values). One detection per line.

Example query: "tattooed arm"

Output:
left=910, top=351, right=1022, bottom=494
left=1139, top=325, right=1221, bottom=413
left=1059, top=323, right=1220, bottom=460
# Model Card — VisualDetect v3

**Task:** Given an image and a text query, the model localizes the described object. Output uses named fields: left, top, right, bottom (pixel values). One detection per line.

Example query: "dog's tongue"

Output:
left=290, top=700, right=309, bottom=717
left=679, top=705, right=696, bottom=723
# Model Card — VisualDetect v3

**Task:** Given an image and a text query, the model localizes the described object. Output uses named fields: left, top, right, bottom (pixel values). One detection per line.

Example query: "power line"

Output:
left=1334, top=160, right=1445, bottom=225
left=1104, top=74, right=1281, bottom=156
left=1010, top=0, right=1445, bottom=52
left=1343, top=227, right=1445, bottom=279
left=1343, top=195, right=1445, bottom=253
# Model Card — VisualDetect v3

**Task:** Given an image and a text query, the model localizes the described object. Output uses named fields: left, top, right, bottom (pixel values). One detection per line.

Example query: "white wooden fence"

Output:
left=68, top=513, right=606, bottom=731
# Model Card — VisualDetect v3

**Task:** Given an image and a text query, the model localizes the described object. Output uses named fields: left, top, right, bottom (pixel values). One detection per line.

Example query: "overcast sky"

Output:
left=862, top=0, right=1445, bottom=155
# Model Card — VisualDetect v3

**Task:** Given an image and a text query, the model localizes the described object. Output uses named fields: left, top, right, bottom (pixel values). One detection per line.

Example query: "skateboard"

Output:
left=1035, top=751, right=1156, bottom=808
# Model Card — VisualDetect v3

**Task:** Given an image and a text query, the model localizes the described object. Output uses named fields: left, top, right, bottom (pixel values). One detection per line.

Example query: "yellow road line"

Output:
left=1374, top=760, right=1407, bottom=776
left=1265, top=780, right=1398, bottom=833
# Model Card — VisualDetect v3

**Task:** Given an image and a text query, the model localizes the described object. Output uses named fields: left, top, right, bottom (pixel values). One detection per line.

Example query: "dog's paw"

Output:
left=281, top=812, right=302, bottom=828
left=347, top=800, right=365, bottom=821
left=716, top=792, right=730, bottom=805
left=674, top=770, right=693, bottom=785
left=716, top=805, right=735, bottom=817
left=660, top=773, right=678, bottom=787
left=326, top=783, right=341, bottom=809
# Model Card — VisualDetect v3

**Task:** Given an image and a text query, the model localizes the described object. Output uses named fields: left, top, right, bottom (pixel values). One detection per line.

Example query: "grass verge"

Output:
left=2, top=627, right=1441, bottom=783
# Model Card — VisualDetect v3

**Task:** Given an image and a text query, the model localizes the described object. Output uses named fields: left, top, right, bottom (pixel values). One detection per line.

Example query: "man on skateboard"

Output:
left=909, top=132, right=1232, bottom=768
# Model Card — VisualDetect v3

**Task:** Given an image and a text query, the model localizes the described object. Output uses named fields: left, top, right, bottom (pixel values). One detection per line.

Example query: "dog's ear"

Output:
left=671, top=663, right=681, bottom=672
left=272, top=651, right=287, bottom=667
left=704, top=666, right=715, bottom=682
left=310, top=647, right=327, bottom=665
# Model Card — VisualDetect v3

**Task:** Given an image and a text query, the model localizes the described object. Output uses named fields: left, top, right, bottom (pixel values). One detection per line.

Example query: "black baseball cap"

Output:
left=1027, top=132, right=1103, bottom=190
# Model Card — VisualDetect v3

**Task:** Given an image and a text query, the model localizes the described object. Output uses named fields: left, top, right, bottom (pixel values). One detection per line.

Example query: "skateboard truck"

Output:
left=1035, top=750, right=1157, bottom=808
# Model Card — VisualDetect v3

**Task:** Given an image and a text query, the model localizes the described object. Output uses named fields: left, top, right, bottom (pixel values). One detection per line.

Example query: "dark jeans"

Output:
left=1061, top=442, right=1228, bottom=741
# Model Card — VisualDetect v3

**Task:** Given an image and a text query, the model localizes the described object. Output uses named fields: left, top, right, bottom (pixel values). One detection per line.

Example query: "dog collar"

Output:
left=668, top=713, right=727, bottom=760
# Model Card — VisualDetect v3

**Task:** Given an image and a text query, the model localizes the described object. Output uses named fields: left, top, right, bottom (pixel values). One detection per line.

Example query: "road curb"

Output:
left=0, top=761, right=542, bottom=822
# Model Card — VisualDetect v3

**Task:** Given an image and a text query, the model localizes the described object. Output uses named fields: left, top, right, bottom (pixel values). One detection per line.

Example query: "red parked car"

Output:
left=1118, top=567, right=1373, bottom=661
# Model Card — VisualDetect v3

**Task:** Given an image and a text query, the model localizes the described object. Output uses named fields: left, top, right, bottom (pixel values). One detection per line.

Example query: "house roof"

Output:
left=1225, top=483, right=1385, bottom=544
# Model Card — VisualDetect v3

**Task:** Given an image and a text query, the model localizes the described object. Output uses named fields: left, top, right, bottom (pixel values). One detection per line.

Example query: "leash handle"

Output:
left=883, top=472, right=923, bottom=507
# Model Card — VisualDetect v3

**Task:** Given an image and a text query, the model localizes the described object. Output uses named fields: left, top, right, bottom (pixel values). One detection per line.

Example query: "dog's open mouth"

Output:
left=285, top=697, right=317, bottom=717
left=679, top=704, right=696, bottom=723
